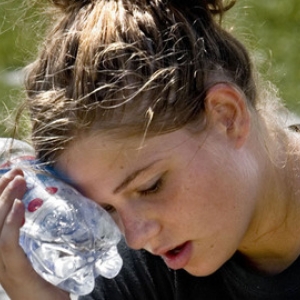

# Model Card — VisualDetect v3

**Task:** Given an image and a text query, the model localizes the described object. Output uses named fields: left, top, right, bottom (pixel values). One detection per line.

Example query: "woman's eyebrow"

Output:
left=113, top=159, right=162, bottom=194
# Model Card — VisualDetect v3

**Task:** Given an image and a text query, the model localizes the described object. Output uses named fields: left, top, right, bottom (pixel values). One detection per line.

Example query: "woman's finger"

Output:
left=0, top=168, right=24, bottom=194
left=0, top=174, right=26, bottom=231
left=0, top=199, right=30, bottom=275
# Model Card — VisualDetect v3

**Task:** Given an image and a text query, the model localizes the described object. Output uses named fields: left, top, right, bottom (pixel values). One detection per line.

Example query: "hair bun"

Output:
left=169, top=0, right=236, bottom=14
left=206, top=0, right=236, bottom=13
left=50, top=0, right=92, bottom=10
left=50, top=0, right=235, bottom=14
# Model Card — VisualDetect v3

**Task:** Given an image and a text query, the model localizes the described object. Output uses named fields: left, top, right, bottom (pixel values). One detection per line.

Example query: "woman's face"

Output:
left=56, top=125, right=261, bottom=276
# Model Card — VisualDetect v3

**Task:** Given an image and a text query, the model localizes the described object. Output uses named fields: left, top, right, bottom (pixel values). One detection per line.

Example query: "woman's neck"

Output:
left=237, top=129, right=300, bottom=275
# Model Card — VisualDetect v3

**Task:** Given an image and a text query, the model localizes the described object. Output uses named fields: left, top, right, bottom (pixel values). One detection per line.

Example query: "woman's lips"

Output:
left=161, top=241, right=192, bottom=270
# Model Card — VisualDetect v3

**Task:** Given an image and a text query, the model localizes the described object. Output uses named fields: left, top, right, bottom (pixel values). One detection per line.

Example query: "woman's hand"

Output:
left=0, top=169, right=70, bottom=300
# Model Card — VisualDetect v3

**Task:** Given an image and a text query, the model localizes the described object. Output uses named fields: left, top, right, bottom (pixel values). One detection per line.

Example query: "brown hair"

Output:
left=24, top=0, right=256, bottom=162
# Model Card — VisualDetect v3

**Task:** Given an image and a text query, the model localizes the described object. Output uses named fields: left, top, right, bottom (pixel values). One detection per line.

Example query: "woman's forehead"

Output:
left=54, top=128, right=205, bottom=199
left=57, top=128, right=198, bottom=170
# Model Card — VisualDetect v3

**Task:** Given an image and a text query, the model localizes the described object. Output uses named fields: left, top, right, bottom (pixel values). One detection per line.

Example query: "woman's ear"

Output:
left=205, top=83, right=250, bottom=149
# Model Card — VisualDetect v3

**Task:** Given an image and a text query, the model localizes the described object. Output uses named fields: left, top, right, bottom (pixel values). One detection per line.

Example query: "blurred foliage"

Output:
left=0, top=0, right=43, bottom=137
left=227, top=0, right=300, bottom=112
left=0, top=0, right=42, bottom=68
left=0, top=0, right=300, bottom=137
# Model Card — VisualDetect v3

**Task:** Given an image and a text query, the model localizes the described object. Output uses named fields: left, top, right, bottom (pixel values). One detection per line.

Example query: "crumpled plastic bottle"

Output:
left=0, top=138, right=123, bottom=295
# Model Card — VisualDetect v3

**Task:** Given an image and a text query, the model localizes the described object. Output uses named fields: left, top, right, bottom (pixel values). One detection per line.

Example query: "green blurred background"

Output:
left=0, top=0, right=300, bottom=138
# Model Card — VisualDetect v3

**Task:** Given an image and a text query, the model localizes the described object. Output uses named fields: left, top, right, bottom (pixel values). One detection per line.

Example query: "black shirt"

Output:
left=80, top=239, right=300, bottom=300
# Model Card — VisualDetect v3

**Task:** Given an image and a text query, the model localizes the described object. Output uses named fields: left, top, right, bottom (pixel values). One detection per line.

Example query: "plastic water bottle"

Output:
left=0, top=139, right=123, bottom=295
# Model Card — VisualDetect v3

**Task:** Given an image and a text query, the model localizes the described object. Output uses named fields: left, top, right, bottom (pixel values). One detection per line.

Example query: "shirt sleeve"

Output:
left=79, top=239, right=176, bottom=300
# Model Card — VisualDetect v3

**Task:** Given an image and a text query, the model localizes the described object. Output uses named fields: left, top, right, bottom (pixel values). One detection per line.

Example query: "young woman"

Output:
left=1, top=0, right=300, bottom=299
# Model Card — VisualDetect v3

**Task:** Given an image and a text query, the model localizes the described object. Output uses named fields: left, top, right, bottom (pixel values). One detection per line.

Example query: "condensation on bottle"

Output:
left=0, top=138, right=123, bottom=295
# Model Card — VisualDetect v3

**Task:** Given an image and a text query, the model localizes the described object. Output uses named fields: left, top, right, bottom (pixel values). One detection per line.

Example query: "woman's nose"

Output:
left=117, top=208, right=160, bottom=250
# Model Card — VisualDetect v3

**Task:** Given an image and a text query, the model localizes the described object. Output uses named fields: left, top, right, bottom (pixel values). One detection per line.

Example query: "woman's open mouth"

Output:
left=162, top=241, right=192, bottom=270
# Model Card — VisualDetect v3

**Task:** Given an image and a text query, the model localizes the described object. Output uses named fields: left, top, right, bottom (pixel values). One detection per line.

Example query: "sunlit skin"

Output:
left=55, top=85, right=300, bottom=276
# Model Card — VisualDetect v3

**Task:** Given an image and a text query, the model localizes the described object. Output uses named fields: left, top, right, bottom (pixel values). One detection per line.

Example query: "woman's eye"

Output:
left=102, top=204, right=116, bottom=214
left=138, top=178, right=163, bottom=196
